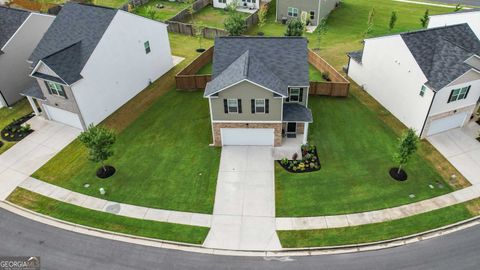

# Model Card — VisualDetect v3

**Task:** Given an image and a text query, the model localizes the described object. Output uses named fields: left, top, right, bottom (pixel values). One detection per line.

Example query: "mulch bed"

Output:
left=1, top=113, right=34, bottom=142
left=0, top=141, right=3, bottom=149
left=96, top=166, right=116, bottom=179
left=278, top=145, right=321, bottom=173
left=389, top=167, right=408, bottom=181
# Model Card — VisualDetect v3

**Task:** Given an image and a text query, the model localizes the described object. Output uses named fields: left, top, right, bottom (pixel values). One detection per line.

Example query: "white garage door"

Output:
left=427, top=112, right=468, bottom=136
left=221, top=128, right=274, bottom=146
left=43, top=105, right=83, bottom=129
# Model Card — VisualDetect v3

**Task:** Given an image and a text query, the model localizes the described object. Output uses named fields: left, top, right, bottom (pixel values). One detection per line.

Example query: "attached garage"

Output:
left=427, top=112, right=468, bottom=136
left=221, top=128, right=274, bottom=146
left=43, top=105, right=83, bottom=129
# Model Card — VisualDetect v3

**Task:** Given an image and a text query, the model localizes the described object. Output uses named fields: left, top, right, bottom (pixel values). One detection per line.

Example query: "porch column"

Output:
left=303, top=122, right=309, bottom=144
left=26, top=96, right=40, bottom=116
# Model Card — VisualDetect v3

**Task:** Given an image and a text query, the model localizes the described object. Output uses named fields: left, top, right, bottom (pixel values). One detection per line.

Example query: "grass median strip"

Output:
left=7, top=188, right=209, bottom=245
left=278, top=198, right=480, bottom=248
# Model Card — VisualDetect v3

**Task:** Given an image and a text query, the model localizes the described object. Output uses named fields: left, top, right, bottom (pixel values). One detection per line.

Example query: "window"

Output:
left=219, top=0, right=226, bottom=3
left=227, top=99, right=239, bottom=113
left=287, top=7, right=298, bottom=17
left=289, top=88, right=301, bottom=102
left=448, top=86, right=470, bottom=103
left=419, top=85, right=426, bottom=97
left=310, top=11, right=315, bottom=20
left=144, top=41, right=151, bottom=54
left=255, top=99, right=265, bottom=113
left=46, top=81, right=67, bottom=98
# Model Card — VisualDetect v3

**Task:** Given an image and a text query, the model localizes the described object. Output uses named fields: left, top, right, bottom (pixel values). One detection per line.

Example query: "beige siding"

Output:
left=210, top=81, right=283, bottom=121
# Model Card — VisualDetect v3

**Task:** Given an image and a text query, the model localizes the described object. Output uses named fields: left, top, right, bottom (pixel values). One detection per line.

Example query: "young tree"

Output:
left=389, top=11, right=397, bottom=31
left=393, top=128, right=419, bottom=175
left=224, top=12, right=247, bottom=36
left=146, top=6, right=157, bottom=20
left=454, top=3, right=462, bottom=12
left=79, top=124, right=116, bottom=174
left=257, top=4, right=269, bottom=31
left=363, top=8, right=375, bottom=37
left=187, top=0, right=196, bottom=25
left=420, top=9, right=429, bottom=28
left=284, top=18, right=305, bottom=36
left=226, top=0, right=239, bottom=12
left=315, top=17, right=328, bottom=47
left=195, top=25, right=205, bottom=49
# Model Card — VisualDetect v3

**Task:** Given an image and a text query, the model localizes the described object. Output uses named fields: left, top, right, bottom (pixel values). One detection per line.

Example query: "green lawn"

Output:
left=197, top=62, right=213, bottom=75
left=276, top=96, right=453, bottom=217
left=93, top=0, right=127, bottom=8
left=8, top=188, right=209, bottom=244
left=309, top=64, right=324, bottom=82
left=0, top=99, right=33, bottom=155
left=186, top=5, right=250, bottom=29
left=33, top=90, right=220, bottom=214
left=278, top=199, right=479, bottom=248
left=133, top=0, right=190, bottom=22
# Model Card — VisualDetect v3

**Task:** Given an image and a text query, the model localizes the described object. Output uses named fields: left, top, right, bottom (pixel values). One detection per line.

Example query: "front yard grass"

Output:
left=276, top=95, right=453, bottom=217
left=309, top=64, right=324, bottom=81
left=8, top=188, right=209, bottom=244
left=32, top=90, right=219, bottom=214
left=186, top=5, right=250, bottom=29
left=133, top=0, right=190, bottom=22
left=0, top=99, right=33, bottom=155
left=278, top=198, right=480, bottom=248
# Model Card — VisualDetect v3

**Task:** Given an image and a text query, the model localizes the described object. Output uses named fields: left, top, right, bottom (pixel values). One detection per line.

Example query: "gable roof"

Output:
left=205, top=37, right=309, bottom=97
left=0, top=6, right=30, bottom=52
left=400, top=24, right=480, bottom=90
left=29, top=3, right=117, bottom=85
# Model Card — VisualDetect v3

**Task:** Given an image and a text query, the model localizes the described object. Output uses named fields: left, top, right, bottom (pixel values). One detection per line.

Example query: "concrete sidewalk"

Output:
left=0, top=117, right=80, bottom=200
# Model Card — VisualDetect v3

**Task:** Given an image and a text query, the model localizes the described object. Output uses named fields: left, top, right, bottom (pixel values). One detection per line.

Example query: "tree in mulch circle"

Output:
left=284, top=18, right=305, bottom=37
left=79, top=124, right=117, bottom=179
left=314, top=16, right=328, bottom=49
left=391, top=128, right=419, bottom=181
left=194, top=25, right=206, bottom=52
left=257, top=4, right=269, bottom=36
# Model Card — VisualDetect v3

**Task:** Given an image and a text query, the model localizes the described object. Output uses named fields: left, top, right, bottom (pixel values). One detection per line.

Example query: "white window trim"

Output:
left=419, top=85, right=426, bottom=97
left=227, top=98, right=239, bottom=114
left=450, top=86, right=469, bottom=102
left=287, top=7, right=298, bottom=17
left=255, top=99, right=266, bottom=114
left=289, top=88, right=301, bottom=102
left=46, top=81, right=66, bottom=98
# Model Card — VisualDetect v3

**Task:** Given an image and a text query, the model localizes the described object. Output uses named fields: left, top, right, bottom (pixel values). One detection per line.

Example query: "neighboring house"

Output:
left=213, top=0, right=260, bottom=11
left=0, top=6, right=54, bottom=108
left=346, top=24, right=480, bottom=138
left=429, top=9, right=480, bottom=39
left=204, top=37, right=313, bottom=147
left=21, top=3, right=173, bottom=130
left=276, top=0, right=339, bottom=26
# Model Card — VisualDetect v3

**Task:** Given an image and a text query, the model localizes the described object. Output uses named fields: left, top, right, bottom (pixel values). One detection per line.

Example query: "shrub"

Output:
left=284, top=19, right=305, bottom=36
left=224, top=12, right=247, bottom=36
left=280, top=158, right=289, bottom=166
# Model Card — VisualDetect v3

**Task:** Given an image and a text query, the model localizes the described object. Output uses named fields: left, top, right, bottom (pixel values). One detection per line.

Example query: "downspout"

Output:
left=419, top=90, right=437, bottom=138
left=0, top=91, right=9, bottom=107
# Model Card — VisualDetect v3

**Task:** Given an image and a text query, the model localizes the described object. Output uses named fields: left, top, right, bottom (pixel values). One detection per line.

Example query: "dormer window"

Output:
left=288, top=88, right=302, bottom=102
left=45, top=81, right=67, bottom=98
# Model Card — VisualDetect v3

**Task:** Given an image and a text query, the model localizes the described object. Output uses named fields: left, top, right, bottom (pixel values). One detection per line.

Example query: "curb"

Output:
left=2, top=200, right=480, bottom=257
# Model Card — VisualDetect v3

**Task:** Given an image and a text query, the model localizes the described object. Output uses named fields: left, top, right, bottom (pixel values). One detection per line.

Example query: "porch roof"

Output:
left=283, top=103, right=313, bottom=123
left=21, top=81, right=45, bottom=100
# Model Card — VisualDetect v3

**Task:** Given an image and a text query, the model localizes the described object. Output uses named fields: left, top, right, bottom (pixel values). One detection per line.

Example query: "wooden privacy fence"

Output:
left=308, top=49, right=350, bottom=97
left=176, top=46, right=214, bottom=90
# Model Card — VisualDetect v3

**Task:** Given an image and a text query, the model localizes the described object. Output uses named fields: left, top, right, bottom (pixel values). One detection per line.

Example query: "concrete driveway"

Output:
left=0, top=117, right=80, bottom=200
left=204, top=146, right=281, bottom=251
left=428, top=122, right=480, bottom=185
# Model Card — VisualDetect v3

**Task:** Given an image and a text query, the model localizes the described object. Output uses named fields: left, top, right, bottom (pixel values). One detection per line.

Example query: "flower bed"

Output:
left=1, top=113, right=34, bottom=142
left=278, top=144, right=321, bottom=173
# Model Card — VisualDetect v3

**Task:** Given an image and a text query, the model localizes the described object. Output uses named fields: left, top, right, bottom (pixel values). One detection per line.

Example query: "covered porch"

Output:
left=20, top=82, right=45, bottom=117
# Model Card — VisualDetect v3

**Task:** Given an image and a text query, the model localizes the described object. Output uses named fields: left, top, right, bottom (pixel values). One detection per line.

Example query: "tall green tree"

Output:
left=284, top=19, right=305, bottom=36
left=389, top=11, right=397, bottom=31
left=393, top=128, right=419, bottom=174
left=420, top=9, right=429, bottom=28
left=224, top=12, right=247, bottom=36
left=79, top=124, right=116, bottom=173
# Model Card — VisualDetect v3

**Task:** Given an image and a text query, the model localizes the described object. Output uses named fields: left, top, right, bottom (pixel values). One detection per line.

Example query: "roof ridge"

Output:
left=40, top=40, right=82, bottom=61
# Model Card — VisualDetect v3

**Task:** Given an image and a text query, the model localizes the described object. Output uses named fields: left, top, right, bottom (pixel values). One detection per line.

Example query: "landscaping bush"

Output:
left=284, top=18, right=305, bottom=36
left=278, top=144, right=321, bottom=173
left=224, top=12, right=247, bottom=36
left=1, top=113, right=34, bottom=142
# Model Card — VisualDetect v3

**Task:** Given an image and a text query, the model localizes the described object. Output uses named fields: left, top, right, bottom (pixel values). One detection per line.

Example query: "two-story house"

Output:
left=429, top=9, right=480, bottom=39
left=213, top=0, right=260, bottom=11
left=21, top=3, right=173, bottom=130
left=0, top=6, right=54, bottom=108
left=347, top=24, right=480, bottom=138
left=204, top=37, right=313, bottom=147
left=276, top=0, right=339, bottom=28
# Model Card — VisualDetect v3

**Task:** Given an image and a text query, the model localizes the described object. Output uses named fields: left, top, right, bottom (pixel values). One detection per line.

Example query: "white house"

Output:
left=213, top=0, right=260, bottom=11
left=429, top=9, right=480, bottom=39
left=21, top=3, right=173, bottom=130
left=347, top=24, right=480, bottom=138
left=0, top=7, right=54, bottom=108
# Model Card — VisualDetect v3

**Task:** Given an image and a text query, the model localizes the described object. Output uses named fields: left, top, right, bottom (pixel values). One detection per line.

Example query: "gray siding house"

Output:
left=276, top=0, right=339, bottom=27
left=0, top=7, right=54, bottom=108
left=204, top=37, right=313, bottom=147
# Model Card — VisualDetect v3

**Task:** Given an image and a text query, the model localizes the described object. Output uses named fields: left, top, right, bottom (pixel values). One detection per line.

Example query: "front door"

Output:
left=286, top=122, right=296, bottom=138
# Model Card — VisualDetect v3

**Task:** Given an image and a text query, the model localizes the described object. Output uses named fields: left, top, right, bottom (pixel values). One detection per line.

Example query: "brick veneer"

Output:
left=212, top=122, right=283, bottom=146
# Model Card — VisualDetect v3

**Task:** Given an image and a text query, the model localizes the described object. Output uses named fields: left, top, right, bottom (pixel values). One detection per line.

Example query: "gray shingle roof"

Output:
left=348, top=50, right=363, bottom=64
left=204, top=37, right=309, bottom=97
left=0, top=6, right=30, bottom=51
left=283, top=103, right=313, bottom=123
left=21, top=81, right=45, bottom=100
left=29, top=3, right=117, bottom=85
left=400, top=24, right=480, bottom=90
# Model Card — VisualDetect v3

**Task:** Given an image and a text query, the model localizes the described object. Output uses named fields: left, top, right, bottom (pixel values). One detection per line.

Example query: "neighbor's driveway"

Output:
left=0, top=117, right=80, bottom=200
left=428, top=122, right=480, bottom=185
left=203, top=146, right=281, bottom=251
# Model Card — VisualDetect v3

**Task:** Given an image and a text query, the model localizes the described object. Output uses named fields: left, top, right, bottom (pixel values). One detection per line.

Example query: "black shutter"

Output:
left=44, top=81, right=52, bottom=94
left=299, top=88, right=303, bottom=102
left=251, top=99, right=255, bottom=114
left=286, top=89, right=290, bottom=102
left=60, top=85, right=67, bottom=99
left=223, top=99, right=228, bottom=113
left=464, top=86, right=471, bottom=99
left=238, top=99, right=242, bottom=113
left=447, top=90, right=454, bottom=103
left=265, top=99, right=269, bottom=113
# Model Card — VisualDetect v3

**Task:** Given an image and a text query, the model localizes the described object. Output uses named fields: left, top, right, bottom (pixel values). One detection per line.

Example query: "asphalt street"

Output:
left=0, top=209, right=479, bottom=270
